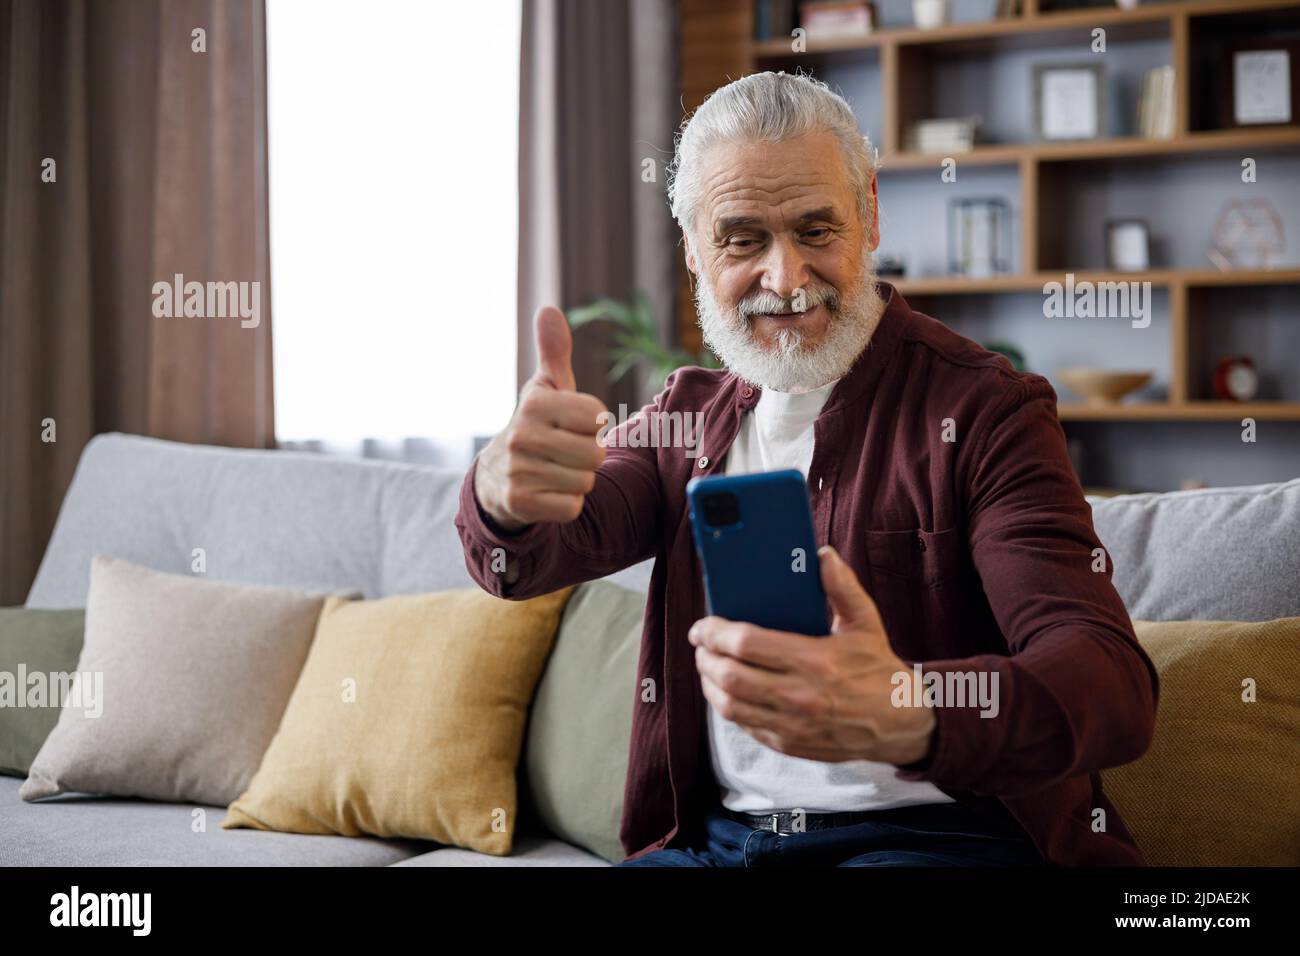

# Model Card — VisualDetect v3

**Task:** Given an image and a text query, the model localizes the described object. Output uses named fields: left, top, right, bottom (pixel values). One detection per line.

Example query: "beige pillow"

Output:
left=1103, top=617, right=1300, bottom=866
left=22, top=557, right=334, bottom=806
left=223, top=586, right=573, bottom=856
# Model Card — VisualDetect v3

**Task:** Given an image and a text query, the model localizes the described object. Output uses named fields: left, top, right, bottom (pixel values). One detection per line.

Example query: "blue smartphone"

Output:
left=686, top=469, right=829, bottom=636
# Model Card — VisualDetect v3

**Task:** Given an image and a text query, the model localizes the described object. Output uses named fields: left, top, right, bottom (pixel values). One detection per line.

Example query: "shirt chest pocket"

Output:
left=859, top=528, right=963, bottom=655
left=862, top=527, right=962, bottom=589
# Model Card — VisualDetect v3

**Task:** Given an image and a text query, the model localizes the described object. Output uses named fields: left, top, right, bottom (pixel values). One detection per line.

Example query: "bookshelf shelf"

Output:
left=893, top=269, right=1300, bottom=296
left=879, top=127, right=1300, bottom=171
left=1057, top=402, right=1300, bottom=422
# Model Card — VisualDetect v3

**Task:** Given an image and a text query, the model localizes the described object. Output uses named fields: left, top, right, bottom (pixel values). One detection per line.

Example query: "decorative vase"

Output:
left=912, top=0, right=950, bottom=31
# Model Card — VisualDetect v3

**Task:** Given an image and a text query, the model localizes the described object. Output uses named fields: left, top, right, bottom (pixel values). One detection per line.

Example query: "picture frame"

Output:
left=1033, top=63, right=1105, bottom=141
left=1223, top=39, right=1299, bottom=128
left=1105, top=218, right=1151, bottom=272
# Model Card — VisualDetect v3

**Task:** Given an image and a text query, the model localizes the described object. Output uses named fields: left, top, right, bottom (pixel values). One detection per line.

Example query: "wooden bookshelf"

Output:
left=677, top=0, right=1300, bottom=424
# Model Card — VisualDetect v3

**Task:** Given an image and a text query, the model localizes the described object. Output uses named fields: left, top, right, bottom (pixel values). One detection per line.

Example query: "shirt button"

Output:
left=740, top=385, right=754, bottom=399
left=699, top=456, right=709, bottom=468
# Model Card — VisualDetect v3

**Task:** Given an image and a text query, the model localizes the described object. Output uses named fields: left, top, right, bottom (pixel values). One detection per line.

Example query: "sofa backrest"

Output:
left=30, top=433, right=1297, bottom=624
left=1088, top=478, right=1300, bottom=623
left=26, top=433, right=652, bottom=608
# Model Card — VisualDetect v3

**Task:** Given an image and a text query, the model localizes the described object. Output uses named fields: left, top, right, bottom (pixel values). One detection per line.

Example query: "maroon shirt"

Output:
left=456, top=283, right=1159, bottom=866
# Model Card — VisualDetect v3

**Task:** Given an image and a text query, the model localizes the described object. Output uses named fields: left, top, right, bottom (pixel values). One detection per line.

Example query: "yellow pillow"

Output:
left=223, top=586, right=573, bottom=856
left=1102, top=617, right=1300, bottom=866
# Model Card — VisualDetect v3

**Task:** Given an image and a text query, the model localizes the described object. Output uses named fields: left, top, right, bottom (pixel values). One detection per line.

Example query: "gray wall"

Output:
left=903, top=290, right=1173, bottom=402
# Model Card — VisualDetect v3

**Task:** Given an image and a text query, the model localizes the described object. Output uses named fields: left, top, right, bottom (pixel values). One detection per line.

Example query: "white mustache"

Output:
left=738, top=284, right=840, bottom=317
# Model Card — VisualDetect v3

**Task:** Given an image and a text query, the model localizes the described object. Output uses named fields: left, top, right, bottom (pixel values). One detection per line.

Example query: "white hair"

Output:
left=666, top=71, right=878, bottom=235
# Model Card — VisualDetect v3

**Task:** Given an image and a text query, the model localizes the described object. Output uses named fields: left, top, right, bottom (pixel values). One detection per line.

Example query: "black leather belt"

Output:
left=722, top=807, right=887, bottom=835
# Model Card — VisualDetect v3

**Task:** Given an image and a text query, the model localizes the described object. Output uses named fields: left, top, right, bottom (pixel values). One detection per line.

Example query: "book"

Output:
left=906, top=117, right=980, bottom=153
left=801, top=1, right=874, bottom=38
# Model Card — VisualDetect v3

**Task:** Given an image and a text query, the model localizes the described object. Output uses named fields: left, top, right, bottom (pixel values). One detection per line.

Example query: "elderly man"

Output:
left=456, top=72, right=1158, bottom=867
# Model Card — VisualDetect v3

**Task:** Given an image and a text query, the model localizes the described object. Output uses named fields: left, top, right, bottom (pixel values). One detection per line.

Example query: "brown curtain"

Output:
left=518, top=0, right=681, bottom=408
left=0, top=0, right=272, bottom=605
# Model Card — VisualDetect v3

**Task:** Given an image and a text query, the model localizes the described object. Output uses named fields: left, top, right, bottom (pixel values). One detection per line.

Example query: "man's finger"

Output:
left=699, top=673, right=785, bottom=733
left=508, top=421, right=606, bottom=470
left=508, top=459, right=598, bottom=495
left=688, top=616, right=817, bottom=672
left=694, top=644, right=816, bottom=712
left=533, top=306, right=577, bottom=392
left=520, top=386, right=607, bottom=436
left=818, top=546, right=885, bottom=635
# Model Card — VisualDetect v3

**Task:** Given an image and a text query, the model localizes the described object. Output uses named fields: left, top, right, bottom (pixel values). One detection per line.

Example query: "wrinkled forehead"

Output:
left=694, top=132, right=857, bottom=238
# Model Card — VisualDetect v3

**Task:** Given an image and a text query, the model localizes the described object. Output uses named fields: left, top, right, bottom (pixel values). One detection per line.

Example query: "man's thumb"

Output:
left=534, top=306, right=577, bottom=391
left=818, top=546, right=885, bottom=635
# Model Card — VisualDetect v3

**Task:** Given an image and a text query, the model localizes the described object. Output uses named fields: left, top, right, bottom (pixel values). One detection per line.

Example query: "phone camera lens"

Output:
left=702, top=492, right=740, bottom=527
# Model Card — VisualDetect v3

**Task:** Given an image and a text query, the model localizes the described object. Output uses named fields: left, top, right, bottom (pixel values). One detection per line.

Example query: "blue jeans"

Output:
left=618, top=799, right=1044, bottom=867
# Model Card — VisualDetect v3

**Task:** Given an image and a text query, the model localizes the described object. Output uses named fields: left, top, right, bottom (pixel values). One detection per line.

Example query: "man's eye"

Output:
left=727, top=236, right=760, bottom=250
left=802, top=228, right=830, bottom=241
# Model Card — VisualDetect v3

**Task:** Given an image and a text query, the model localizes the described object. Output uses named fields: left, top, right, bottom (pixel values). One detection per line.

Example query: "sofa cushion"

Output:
left=0, top=776, right=428, bottom=866
left=26, top=433, right=652, bottom=608
left=0, top=608, right=85, bottom=776
left=391, top=834, right=609, bottom=867
left=1089, top=478, right=1300, bottom=622
left=524, top=580, right=644, bottom=863
left=21, top=557, right=331, bottom=807
left=224, top=587, right=572, bottom=856
left=1102, top=617, right=1300, bottom=866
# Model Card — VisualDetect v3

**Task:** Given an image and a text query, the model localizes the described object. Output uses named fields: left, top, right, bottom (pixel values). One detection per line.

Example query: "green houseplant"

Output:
left=566, top=291, right=720, bottom=386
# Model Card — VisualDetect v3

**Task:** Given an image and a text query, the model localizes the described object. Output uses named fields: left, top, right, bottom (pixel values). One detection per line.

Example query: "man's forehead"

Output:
left=696, top=134, right=853, bottom=231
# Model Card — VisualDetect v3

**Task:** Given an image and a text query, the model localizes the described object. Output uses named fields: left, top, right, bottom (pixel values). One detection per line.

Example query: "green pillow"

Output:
left=524, top=581, right=645, bottom=862
left=0, top=608, right=86, bottom=776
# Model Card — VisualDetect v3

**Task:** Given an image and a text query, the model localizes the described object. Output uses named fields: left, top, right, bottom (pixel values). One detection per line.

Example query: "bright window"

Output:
left=267, top=0, right=520, bottom=451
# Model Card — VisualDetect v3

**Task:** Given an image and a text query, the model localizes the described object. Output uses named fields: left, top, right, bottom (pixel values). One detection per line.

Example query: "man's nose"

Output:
left=759, top=236, right=811, bottom=300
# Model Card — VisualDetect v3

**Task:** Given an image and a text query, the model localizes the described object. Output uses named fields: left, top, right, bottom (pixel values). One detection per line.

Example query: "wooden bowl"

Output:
left=1057, top=368, right=1153, bottom=405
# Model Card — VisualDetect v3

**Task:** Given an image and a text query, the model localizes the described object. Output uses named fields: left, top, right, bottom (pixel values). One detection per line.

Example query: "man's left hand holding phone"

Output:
left=689, top=542, right=936, bottom=767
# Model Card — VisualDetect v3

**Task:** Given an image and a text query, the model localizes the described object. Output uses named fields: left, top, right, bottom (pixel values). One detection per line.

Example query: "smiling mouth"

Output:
left=752, top=303, right=823, bottom=322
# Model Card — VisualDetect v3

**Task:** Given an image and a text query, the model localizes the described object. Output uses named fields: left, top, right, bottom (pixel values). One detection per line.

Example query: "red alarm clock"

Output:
left=1213, top=356, right=1258, bottom=402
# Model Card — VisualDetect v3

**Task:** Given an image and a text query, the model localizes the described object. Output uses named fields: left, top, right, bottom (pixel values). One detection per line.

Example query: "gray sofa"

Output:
left=4, top=433, right=1297, bottom=866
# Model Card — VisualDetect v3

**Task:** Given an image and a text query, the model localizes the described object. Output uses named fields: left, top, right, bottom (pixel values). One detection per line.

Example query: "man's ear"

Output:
left=865, top=174, right=881, bottom=253
left=683, top=231, right=698, bottom=275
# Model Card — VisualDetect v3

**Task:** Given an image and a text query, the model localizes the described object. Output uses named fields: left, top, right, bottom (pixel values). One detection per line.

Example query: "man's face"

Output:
left=686, top=131, right=884, bottom=392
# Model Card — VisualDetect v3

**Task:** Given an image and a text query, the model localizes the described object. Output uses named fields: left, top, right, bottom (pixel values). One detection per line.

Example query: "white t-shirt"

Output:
left=708, top=378, right=954, bottom=813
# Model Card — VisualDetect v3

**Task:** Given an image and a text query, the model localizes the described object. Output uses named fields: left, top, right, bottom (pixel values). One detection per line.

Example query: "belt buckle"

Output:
left=768, top=813, right=783, bottom=835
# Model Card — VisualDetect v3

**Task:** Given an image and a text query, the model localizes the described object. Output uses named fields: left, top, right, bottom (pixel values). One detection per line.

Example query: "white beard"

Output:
left=693, top=260, right=886, bottom=393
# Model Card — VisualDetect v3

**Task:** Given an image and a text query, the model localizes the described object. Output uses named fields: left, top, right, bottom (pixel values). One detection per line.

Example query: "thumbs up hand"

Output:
left=474, top=306, right=610, bottom=532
